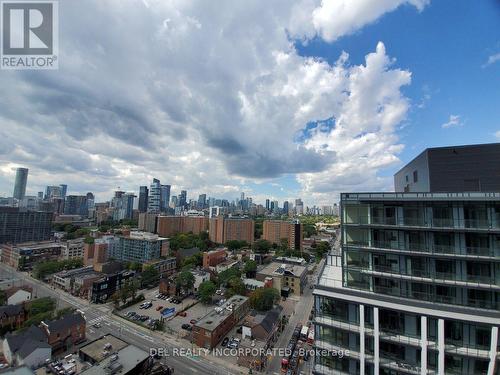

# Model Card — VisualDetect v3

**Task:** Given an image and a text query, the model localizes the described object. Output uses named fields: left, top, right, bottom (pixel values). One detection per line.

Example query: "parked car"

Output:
left=156, top=305, right=163, bottom=311
left=178, top=311, right=187, bottom=317
left=190, top=319, right=197, bottom=324
left=181, top=323, right=191, bottom=330
left=221, top=337, right=229, bottom=347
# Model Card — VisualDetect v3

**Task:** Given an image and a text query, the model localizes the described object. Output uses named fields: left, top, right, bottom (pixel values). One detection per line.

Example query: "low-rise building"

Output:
left=256, top=262, right=307, bottom=297
left=192, top=295, right=249, bottom=349
left=52, top=266, right=95, bottom=292
left=73, top=271, right=103, bottom=299
left=90, top=270, right=135, bottom=303
left=4, top=286, right=32, bottom=305
left=202, top=248, right=227, bottom=269
left=193, top=270, right=210, bottom=292
left=1, top=242, right=63, bottom=270
left=242, top=278, right=265, bottom=292
left=274, top=256, right=307, bottom=266
left=0, top=304, right=28, bottom=331
left=142, top=257, right=176, bottom=278
left=3, top=325, right=51, bottom=369
left=40, top=312, right=86, bottom=354
left=61, top=238, right=85, bottom=259
left=79, top=334, right=151, bottom=375
left=215, top=259, right=239, bottom=273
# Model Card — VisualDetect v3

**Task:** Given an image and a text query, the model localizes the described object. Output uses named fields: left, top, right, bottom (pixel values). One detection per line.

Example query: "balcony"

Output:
left=379, top=353, right=421, bottom=375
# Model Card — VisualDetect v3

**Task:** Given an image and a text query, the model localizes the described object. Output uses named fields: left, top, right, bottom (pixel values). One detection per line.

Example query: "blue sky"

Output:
left=0, top=0, right=498, bottom=206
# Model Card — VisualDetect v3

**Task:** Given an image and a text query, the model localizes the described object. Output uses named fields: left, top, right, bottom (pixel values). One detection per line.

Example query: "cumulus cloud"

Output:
left=441, top=115, right=463, bottom=129
left=307, top=0, right=430, bottom=42
left=0, top=0, right=424, bottom=203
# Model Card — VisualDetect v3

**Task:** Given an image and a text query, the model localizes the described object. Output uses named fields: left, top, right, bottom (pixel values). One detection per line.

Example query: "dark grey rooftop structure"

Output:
left=394, top=142, right=500, bottom=193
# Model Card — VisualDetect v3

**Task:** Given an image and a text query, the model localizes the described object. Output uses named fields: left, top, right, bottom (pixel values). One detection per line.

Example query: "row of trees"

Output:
left=169, top=232, right=214, bottom=252
left=33, top=258, right=83, bottom=279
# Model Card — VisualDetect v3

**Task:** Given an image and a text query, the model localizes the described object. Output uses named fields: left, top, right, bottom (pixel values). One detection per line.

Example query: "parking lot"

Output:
left=163, top=300, right=214, bottom=338
left=117, top=289, right=197, bottom=331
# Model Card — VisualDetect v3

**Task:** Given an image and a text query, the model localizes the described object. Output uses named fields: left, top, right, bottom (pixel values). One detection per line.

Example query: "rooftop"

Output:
left=53, top=266, right=95, bottom=279
left=341, top=192, right=500, bottom=202
left=125, top=231, right=168, bottom=241
left=41, top=312, right=85, bottom=336
left=259, top=262, right=307, bottom=278
left=80, top=344, right=149, bottom=375
left=195, top=295, right=248, bottom=331
left=79, top=334, right=128, bottom=363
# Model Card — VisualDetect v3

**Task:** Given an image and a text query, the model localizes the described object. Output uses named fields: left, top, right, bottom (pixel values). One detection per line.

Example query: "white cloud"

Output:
left=306, top=0, right=430, bottom=42
left=495, top=130, right=500, bottom=139
left=441, top=114, right=463, bottom=129
left=0, top=0, right=424, bottom=204
left=482, top=53, right=500, bottom=68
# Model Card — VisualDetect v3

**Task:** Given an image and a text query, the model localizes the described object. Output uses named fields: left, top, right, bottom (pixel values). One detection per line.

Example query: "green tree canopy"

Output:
left=198, top=280, right=216, bottom=304
left=175, top=271, right=195, bottom=293
left=249, top=288, right=280, bottom=311
left=226, top=277, right=246, bottom=297
left=243, top=260, right=257, bottom=273
left=252, top=239, right=272, bottom=254
left=217, top=267, right=241, bottom=286
left=225, top=240, right=248, bottom=251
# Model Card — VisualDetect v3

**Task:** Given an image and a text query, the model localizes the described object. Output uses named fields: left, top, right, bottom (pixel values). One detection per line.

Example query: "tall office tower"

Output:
left=241, top=192, right=245, bottom=202
left=160, top=184, right=171, bottom=212
left=179, top=190, right=187, bottom=208
left=171, top=195, right=178, bottom=208
left=295, top=198, right=304, bottom=215
left=112, top=192, right=135, bottom=220
left=12, top=168, right=28, bottom=200
left=45, top=185, right=62, bottom=199
left=0, top=207, right=53, bottom=244
left=59, top=184, right=67, bottom=199
left=138, top=186, right=149, bottom=213
left=283, top=201, right=289, bottom=214
left=198, top=194, right=207, bottom=209
left=148, top=178, right=161, bottom=213
left=313, top=192, right=500, bottom=375
left=64, top=195, right=88, bottom=216
left=265, top=199, right=270, bottom=211
left=273, top=200, right=279, bottom=212
left=270, top=201, right=275, bottom=212
left=86, top=192, right=95, bottom=210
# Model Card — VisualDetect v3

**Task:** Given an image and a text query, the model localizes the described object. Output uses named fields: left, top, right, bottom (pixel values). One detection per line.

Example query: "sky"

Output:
left=0, top=0, right=499, bottom=206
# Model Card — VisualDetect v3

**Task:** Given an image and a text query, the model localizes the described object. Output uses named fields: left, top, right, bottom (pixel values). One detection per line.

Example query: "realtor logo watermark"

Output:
left=1, top=0, right=58, bottom=69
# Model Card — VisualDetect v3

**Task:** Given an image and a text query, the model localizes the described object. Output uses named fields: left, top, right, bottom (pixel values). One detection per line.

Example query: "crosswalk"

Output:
left=87, top=316, right=107, bottom=326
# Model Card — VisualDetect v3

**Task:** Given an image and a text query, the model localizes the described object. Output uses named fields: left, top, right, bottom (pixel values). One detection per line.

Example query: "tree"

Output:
left=28, top=297, right=56, bottom=316
left=55, top=307, right=75, bottom=319
left=84, top=236, right=94, bottom=245
left=141, top=266, right=159, bottom=287
left=243, top=260, right=257, bottom=274
left=225, top=240, right=248, bottom=252
left=303, top=223, right=317, bottom=238
left=252, top=239, right=272, bottom=254
left=175, top=271, right=195, bottom=294
left=198, top=281, right=216, bottom=304
left=217, top=267, right=241, bottom=287
left=312, top=241, right=330, bottom=259
left=226, top=277, right=246, bottom=297
left=249, top=288, right=280, bottom=311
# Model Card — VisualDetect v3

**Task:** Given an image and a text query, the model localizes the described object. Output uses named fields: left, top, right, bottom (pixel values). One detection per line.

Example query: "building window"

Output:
left=413, top=170, right=418, bottom=183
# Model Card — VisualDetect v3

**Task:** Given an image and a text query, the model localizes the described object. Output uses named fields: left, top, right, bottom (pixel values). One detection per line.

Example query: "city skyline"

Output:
left=0, top=0, right=498, bottom=205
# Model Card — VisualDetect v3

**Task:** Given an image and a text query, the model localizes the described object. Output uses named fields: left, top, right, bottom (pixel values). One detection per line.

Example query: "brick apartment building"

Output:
left=262, top=220, right=303, bottom=250
left=156, top=216, right=208, bottom=237
left=209, top=217, right=254, bottom=244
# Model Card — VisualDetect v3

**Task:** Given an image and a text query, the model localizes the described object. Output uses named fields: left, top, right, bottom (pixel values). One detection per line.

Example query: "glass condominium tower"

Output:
left=313, top=192, right=500, bottom=375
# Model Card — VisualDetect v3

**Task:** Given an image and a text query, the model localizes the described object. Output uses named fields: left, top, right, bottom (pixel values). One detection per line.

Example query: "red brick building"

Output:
left=40, top=312, right=86, bottom=353
left=202, top=248, right=227, bottom=269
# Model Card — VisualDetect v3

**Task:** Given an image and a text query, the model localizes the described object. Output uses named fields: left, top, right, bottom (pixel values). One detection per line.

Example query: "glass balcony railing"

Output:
left=345, top=216, right=500, bottom=230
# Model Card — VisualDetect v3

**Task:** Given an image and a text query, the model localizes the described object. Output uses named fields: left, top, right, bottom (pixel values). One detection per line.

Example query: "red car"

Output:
left=156, top=305, right=163, bottom=311
left=190, top=319, right=197, bottom=324
left=178, top=311, right=187, bottom=317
